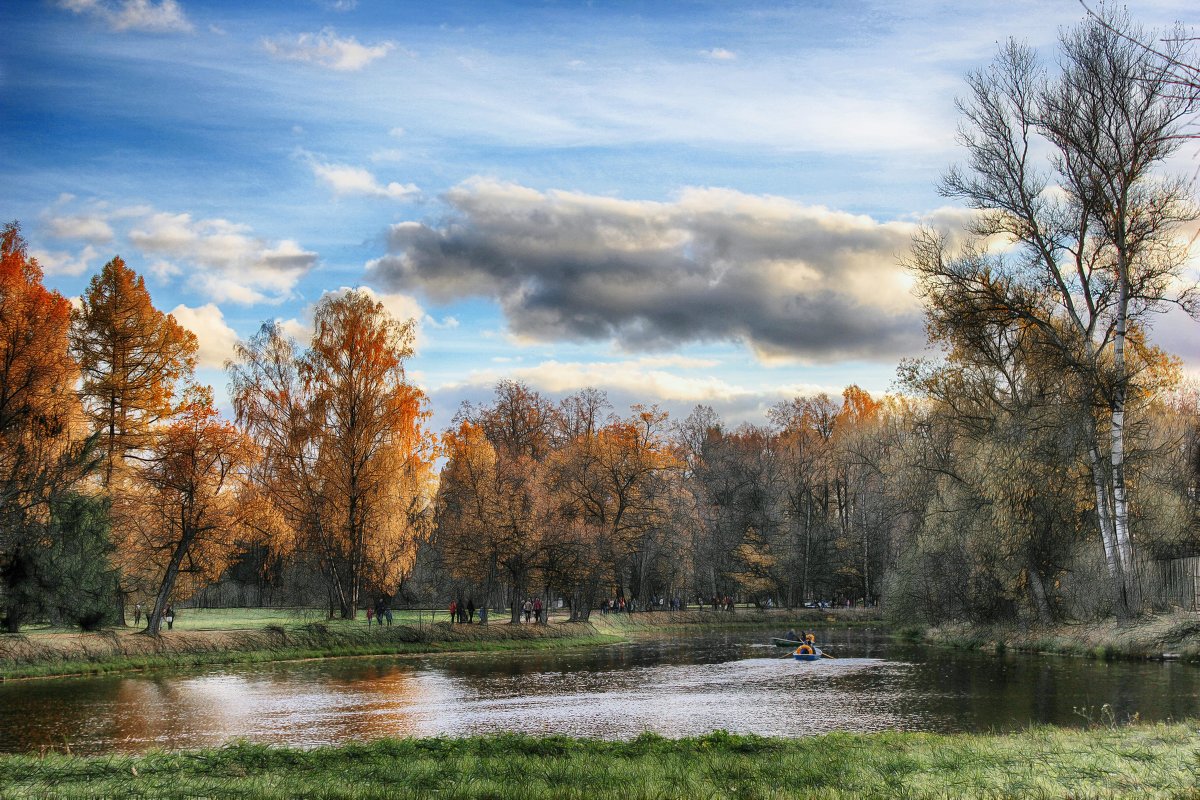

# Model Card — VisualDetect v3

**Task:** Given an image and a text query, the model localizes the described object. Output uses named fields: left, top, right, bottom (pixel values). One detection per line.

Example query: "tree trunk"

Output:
left=147, top=531, right=192, bottom=635
left=1087, top=436, right=1127, bottom=616
left=1026, top=552, right=1053, bottom=623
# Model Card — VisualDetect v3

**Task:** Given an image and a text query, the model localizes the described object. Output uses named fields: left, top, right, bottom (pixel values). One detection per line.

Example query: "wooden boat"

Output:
left=772, top=637, right=803, bottom=647
left=792, top=646, right=823, bottom=662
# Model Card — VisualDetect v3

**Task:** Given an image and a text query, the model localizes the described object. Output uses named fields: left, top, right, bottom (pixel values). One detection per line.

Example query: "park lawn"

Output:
left=1, top=726, right=1197, bottom=799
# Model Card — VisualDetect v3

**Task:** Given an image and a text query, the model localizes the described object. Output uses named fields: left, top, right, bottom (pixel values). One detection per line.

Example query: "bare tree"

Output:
left=910, top=10, right=1200, bottom=614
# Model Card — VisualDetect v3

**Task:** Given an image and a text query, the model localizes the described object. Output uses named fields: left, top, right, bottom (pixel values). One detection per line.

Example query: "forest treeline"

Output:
left=1, top=11, right=1198, bottom=633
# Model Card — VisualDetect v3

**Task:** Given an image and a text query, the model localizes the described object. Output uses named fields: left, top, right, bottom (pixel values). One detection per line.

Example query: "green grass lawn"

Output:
left=3, top=726, right=1197, bottom=799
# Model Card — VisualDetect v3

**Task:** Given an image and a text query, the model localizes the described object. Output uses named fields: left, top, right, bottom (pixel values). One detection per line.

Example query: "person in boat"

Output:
left=785, top=628, right=799, bottom=643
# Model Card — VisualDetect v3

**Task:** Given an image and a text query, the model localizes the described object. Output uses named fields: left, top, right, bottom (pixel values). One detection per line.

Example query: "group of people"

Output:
left=448, top=598, right=479, bottom=623
left=520, top=597, right=544, bottom=623
left=366, top=597, right=393, bottom=628
left=705, top=596, right=736, bottom=612
left=131, top=602, right=175, bottom=629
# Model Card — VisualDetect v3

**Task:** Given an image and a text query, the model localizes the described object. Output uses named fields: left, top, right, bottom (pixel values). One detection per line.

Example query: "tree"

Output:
left=2, top=492, right=118, bottom=631
left=71, top=257, right=197, bottom=487
left=118, top=387, right=254, bottom=635
left=435, top=421, right=543, bottom=622
left=910, top=11, right=1200, bottom=613
left=230, top=292, right=435, bottom=619
left=548, top=407, right=681, bottom=605
left=0, top=222, right=99, bottom=632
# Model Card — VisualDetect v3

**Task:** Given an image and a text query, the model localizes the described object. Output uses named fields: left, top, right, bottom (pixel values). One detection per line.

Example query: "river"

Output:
left=1, top=628, right=1196, bottom=754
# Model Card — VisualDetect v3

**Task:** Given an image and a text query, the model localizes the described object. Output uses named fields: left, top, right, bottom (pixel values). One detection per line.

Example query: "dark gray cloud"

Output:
left=367, top=180, right=935, bottom=362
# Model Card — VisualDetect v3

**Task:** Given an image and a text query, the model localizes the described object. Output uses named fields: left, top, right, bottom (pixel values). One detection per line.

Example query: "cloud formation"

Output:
left=169, top=303, right=239, bottom=369
left=58, top=0, right=192, bottom=33
left=127, top=212, right=317, bottom=304
left=39, top=201, right=317, bottom=304
left=263, top=28, right=394, bottom=71
left=368, top=180, right=935, bottom=363
left=303, top=154, right=419, bottom=200
left=31, top=245, right=100, bottom=277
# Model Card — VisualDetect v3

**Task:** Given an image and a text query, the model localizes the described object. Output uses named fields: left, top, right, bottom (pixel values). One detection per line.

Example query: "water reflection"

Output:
left=0, top=629, right=1196, bottom=754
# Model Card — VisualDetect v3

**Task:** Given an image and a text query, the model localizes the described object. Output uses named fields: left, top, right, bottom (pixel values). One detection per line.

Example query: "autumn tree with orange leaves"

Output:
left=71, top=257, right=197, bottom=488
left=115, top=387, right=254, bottom=634
left=436, top=420, right=545, bottom=622
left=230, top=291, right=435, bottom=619
left=0, top=223, right=103, bottom=631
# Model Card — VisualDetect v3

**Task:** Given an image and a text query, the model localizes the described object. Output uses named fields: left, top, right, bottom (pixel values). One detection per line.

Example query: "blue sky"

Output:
left=3, top=0, right=1197, bottom=430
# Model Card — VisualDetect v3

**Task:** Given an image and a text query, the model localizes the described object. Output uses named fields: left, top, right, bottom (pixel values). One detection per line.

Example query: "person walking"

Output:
left=366, top=606, right=375, bottom=628
left=522, top=598, right=532, bottom=623
left=164, top=605, right=175, bottom=630
left=467, top=598, right=476, bottom=623
left=449, top=599, right=457, bottom=624
left=133, top=602, right=143, bottom=627
left=533, top=597, right=543, bottom=624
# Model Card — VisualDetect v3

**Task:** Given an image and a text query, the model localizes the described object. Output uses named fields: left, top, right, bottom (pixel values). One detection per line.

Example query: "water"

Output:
left=1, top=628, right=1196, bottom=754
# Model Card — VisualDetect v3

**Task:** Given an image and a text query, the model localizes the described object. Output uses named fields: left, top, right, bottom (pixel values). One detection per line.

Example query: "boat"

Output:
left=772, top=637, right=802, bottom=647
left=792, top=646, right=823, bottom=662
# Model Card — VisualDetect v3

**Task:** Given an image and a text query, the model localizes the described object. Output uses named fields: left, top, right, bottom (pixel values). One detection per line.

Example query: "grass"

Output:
left=0, top=621, right=624, bottom=681
left=920, top=611, right=1200, bottom=663
left=0, top=607, right=879, bottom=680
left=2, top=725, right=1197, bottom=798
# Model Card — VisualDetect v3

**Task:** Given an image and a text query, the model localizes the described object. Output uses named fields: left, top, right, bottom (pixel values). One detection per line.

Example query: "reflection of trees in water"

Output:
left=4, top=631, right=1200, bottom=752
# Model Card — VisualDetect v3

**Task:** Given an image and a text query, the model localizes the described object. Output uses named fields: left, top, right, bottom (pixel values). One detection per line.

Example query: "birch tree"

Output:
left=910, top=11, right=1199, bottom=614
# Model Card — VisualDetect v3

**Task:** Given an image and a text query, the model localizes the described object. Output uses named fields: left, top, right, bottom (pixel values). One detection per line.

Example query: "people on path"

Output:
left=133, top=602, right=143, bottom=626
left=479, top=605, right=488, bottom=625
left=164, top=605, right=175, bottom=630
left=467, top=598, right=476, bottom=623
left=533, top=597, right=543, bottom=624
left=522, top=599, right=532, bottom=623
left=449, top=600, right=457, bottom=624
left=366, top=606, right=375, bottom=628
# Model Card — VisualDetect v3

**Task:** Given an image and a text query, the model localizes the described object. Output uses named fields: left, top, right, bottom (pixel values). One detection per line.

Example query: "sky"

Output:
left=3, top=0, right=1198, bottom=432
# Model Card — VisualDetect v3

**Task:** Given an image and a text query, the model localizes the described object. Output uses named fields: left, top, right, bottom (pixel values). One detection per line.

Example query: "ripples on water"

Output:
left=1, top=629, right=1196, bottom=753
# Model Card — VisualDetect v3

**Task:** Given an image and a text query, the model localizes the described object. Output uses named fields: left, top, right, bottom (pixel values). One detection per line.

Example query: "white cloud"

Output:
left=110, top=208, right=317, bottom=303
left=57, top=0, right=193, bottom=33
left=31, top=245, right=100, bottom=277
left=305, top=156, right=419, bottom=200
left=263, top=28, right=394, bottom=71
left=423, top=315, right=459, bottom=330
left=701, top=48, right=736, bottom=60
left=42, top=213, right=114, bottom=244
left=443, top=358, right=748, bottom=404
left=388, top=127, right=406, bottom=138
left=169, top=303, right=240, bottom=369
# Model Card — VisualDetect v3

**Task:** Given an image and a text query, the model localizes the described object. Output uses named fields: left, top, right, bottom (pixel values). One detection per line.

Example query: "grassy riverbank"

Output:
left=4, top=725, right=1197, bottom=799
left=0, top=608, right=869, bottom=680
left=0, top=622, right=620, bottom=680
left=918, top=611, right=1200, bottom=663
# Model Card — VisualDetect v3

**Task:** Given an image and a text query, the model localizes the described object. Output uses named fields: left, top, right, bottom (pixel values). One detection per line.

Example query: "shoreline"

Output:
left=914, top=611, right=1200, bottom=663
left=1, top=725, right=1195, bottom=799
left=0, top=608, right=879, bottom=681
